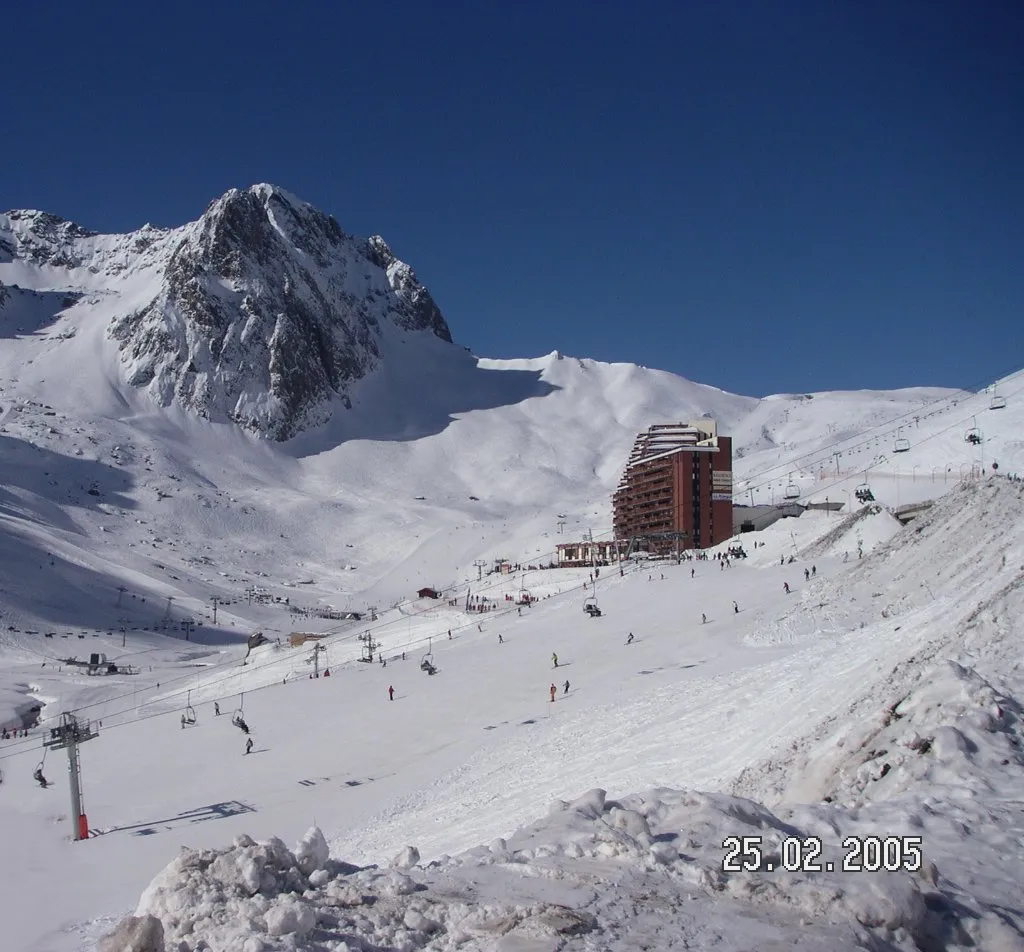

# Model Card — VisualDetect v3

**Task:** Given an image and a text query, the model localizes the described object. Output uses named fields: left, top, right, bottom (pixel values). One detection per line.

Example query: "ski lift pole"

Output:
left=43, top=713, right=98, bottom=841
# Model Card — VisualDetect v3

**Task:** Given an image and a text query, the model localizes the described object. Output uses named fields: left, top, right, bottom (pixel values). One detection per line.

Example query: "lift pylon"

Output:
left=43, top=713, right=99, bottom=841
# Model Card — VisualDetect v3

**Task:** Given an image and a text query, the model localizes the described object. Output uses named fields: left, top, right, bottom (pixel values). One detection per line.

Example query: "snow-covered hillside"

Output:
left=3, top=474, right=1023, bottom=952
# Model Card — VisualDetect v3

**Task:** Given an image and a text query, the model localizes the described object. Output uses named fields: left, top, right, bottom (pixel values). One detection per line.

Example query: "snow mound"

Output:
left=122, top=789, right=949, bottom=951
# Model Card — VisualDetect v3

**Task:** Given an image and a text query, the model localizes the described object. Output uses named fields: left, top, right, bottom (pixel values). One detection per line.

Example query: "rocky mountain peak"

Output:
left=89, top=184, right=454, bottom=440
left=0, top=208, right=97, bottom=268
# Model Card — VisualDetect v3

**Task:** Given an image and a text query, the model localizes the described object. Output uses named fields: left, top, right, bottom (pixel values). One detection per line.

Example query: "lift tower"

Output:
left=43, top=713, right=99, bottom=842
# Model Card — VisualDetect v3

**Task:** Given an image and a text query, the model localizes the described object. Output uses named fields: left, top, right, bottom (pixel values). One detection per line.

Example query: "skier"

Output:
left=626, top=632, right=634, bottom=644
left=33, top=766, right=48, bottom=788
left=563, top=680, right=570, bottom=695
left=180, top=714, right=186, bottom=729
left=236, top=717, right=250, bottom=735
left=245, top=737, right=253, bottom=755
left=388, top=685, right=395, bottom=701
left=498, top=633, right=504, bottom=644
left=701, top=612, right=707, bottom=624
left=733, top=600, right=739, bottom=614
left=784, top=582, right=790, bottom=594
left=448, top=629, right=452, bottom=640
left=549, top=683, right=557, bottom=702
left=812, top=565, right=817, bottom=576
left=552, top=652, right=559, bottom=668
left=691, top=567, right=695, bottom=579
left=804, top=568, right=810, bottom=581
left=214, top=702, right=220, bottom=716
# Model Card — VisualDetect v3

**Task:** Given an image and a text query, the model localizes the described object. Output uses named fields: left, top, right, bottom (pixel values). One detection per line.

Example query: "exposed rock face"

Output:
left=1, top=185, right=453, bottom=440
left=109, top=185, right=452, bottom=440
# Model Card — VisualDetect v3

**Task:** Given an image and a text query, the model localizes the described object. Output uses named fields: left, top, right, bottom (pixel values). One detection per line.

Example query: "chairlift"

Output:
left=183, top=690, right=197, bottom=726
left=583, top=596, right=602, bottom=617
left=33, top=756, right=49, bottom=788
left=990, top=391, right=1006, bottom=410
left=231, top=693, right=249, bottom=734
left=854, top=483, right=874, bottom=503
left=783, top=475, right=800, bottom=500
left=965, top=418, right=983, bottom=445
left=420, top=640, right=436, bottom=674
left=893, top=428, right=910, bottom=453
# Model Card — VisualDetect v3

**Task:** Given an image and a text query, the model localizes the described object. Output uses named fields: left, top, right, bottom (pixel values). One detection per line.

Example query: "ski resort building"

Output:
left=612, top=421, right=733, bottom=554
left=555, top=539, right=622, bottom=567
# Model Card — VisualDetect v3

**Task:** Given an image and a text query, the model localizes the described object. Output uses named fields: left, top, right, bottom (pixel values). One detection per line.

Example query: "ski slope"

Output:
left=1, top=476, right=1023, bottom=950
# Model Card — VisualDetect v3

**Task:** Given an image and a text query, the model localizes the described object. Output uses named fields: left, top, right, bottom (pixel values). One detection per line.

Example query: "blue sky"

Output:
left=3, top=0, right=1022, bottom=396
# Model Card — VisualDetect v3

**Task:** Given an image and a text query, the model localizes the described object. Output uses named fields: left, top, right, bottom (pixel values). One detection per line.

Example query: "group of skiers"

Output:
left=549, top=680, right=570, bottom=701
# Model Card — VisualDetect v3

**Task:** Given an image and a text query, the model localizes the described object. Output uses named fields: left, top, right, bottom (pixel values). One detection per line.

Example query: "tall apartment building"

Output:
left=612, top=421, right=733, bottom=553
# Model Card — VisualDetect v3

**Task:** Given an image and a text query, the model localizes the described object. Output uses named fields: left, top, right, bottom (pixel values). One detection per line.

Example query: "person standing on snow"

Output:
left=388, top=685, right=395, bottom=701
left=549, top=683, right=557, bottom=702
left=563, top=680, right=570, bottom=694
left=552, top=652, right=559, bottom=668
left=245, top=737, right=253, bottom=755
left=626, top=632, right=634, bottom=644
left=701, top=612, right=707, bottom=624
left=733, top=601, right=739, bottom=614
left=784, top=582, right=791, bottom=594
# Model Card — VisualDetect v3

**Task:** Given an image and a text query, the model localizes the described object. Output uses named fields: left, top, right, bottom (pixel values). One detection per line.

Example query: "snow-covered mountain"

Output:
left=1, top=186, right=450, bottom=440
left=2, top=187, right=1024, bottom=952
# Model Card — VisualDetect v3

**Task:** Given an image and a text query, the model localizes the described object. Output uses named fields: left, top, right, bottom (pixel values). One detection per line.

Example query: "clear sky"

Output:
left=3, top=0, right=1022, bottom=396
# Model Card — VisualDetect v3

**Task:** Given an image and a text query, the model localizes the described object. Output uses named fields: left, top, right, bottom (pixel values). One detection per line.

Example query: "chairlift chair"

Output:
left=990, top=393, right=1006, bottom=410
left=583, top=596, right=602, bottom=617
left=965, top=419, right=983, bottom=445
left=855, top=483, right=874, bottom=503
left=231, top=693, right=249, bottom=733
left=783, top=478, right=801, bottom=500
left=893, top=428, right=910, bottom=453
left=183, top=690, right=197, bottom=726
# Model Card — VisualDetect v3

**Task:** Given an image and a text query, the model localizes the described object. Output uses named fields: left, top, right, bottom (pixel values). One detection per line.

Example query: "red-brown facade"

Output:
left=612, top=423, right=733, bottom=553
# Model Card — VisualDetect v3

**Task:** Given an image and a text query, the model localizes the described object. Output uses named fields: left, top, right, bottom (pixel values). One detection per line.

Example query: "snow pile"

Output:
left=785, top=659, right=1023, bottom=807
left=118, top=788, right=946, bottom=952
left=130, top=828, right=330, bottom=949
